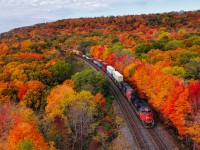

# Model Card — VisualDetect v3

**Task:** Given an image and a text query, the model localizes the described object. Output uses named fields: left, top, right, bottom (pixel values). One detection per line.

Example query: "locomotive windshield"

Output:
left=141, top=109, right=152, bottom=115
left=139, top=107, right=152, bottom=115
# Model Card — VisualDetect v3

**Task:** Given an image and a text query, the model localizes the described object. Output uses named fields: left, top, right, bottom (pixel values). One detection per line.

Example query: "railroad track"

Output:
left=76, top=55, right=176, bottom=150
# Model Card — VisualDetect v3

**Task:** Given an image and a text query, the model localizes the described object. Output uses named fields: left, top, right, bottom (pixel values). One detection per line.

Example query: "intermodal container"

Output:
left=106, top=66, right=115, bottom=77
left=113, top=71, right=123, bottom=83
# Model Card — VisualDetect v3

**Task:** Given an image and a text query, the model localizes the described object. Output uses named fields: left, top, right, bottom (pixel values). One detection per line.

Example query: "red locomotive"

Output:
left=130, top=91, right=154, bottom=127
left=120, top=81, right=154, bottom=128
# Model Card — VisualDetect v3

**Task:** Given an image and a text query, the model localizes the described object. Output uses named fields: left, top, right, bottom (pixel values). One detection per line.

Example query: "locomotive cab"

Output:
left=120, top=81, right=133, bottom=102
left=139, top=106, right=154, bottom=128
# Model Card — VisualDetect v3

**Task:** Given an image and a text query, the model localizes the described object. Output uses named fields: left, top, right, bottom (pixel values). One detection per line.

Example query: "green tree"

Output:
left=164, top=40, right=185, bottom=50
left=49, top=61, right=71, bottom=84
left=110, top=42, right=125, bottom=52
left=72, top=69, right=110, bottom=96
left=186, top=36, right=200, bottom=46
left=135, top=44, right=153, bottom=57
left=111, top=36, right=119, bottom=44
left=95, top=73, right=110, bottom=96
left=29, top=41, right=48, bottom=53
left=18, top=140, right=35, bottom=150
left=162, top=66, right=186, bottom=78
left=185, top=57, right=200, bottom=79
left=152, top=41, right=165, bottom=50
left=158, top=31, right=170, bottom=40
left=177, top=51, right=198, bottom=64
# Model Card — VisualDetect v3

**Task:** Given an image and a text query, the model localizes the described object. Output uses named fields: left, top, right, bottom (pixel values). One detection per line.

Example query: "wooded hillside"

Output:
left=0, top=10, right=199, bottom=149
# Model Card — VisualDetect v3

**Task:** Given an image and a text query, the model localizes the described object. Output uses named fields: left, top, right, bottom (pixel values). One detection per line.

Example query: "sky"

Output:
left=0, top=0, right=199, bottom=33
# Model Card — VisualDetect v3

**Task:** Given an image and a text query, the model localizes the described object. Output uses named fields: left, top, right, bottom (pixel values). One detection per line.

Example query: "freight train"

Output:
left=72, top=50, right=154, bottom=128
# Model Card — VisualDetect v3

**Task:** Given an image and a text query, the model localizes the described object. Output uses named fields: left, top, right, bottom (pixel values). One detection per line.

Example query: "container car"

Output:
left=106, top=66, right=115, bottom=77
left=90, top=57, right=94, bottom=62
left=120, top=81, right=134, bottom=102
left=79, top=51, right=83, bottom=56
left=93, top=57, right=98, bottom=65
left=97, top=59, right=103, bottom=68
left=76, top=51, right=83, bottom=56
left=86, top=53, right=90, bottom=59
left=113, top=71, right=123, bottom=82
left=101, top=62, right=107, bottom=72
left=112, top=71, right=123, bottom=87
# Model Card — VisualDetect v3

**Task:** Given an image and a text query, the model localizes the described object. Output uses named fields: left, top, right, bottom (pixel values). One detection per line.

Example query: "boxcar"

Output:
left=101, top=62, right=107, bottom=72
left=97, top=59, right=103, bottom=68
left=106, top=66, right=115, bottom=77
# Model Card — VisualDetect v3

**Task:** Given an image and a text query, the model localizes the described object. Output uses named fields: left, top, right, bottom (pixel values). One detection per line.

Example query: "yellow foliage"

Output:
left=48, top=141, right=57, bottom=150
left=45, top=81, right=96, bottom=126
left=45, top=84, right=75, bottom=119
left=13, top=79, right=24, bottom=89
left=20, top=39, right=32, bottom=52
left=123, top=63, right=136, bottom=79
left=63, top=79, right=76, bottom=89
left=158, top=32, right=169, bottom=40
left=16, top=105, right=39, bottom=127
left=10, top=69, right=28, bottom=82
left=187, top=123, right=200, bottom=143
left=0, top=81, right=10, bottom=104
left=102, top=46, right=111, bottom=61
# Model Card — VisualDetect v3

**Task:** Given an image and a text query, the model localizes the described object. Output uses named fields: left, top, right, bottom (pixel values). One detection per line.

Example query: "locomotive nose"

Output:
left=145, top=114, right=153, bottom=122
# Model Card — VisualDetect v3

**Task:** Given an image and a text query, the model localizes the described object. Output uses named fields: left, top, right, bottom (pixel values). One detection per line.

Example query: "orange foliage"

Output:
left=18, top=53, right=43, bottom=61
left=91, top=45, right=104, bottom=59
left=123, top=63, right=136, bottom=79
left=187, top=123, right=200, bottom=143
left=0, top=82, right=10, bottom=104
left=63, top=79, right=76, bottom=89
left=130, top=61, right=199, bottom=139
left=27, top=80, right=45, bottom=92
left=95, top=93, right=106, bottom=105
left=8, top=122, right=48, bottom=150
left=20, top=39, right=32, bottom=51
left=0, top=10, right=199, bottom=146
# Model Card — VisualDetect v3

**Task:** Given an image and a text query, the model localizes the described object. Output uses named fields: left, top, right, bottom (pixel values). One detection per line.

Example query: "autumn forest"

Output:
left=0, top=10, right=200, bottom=149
